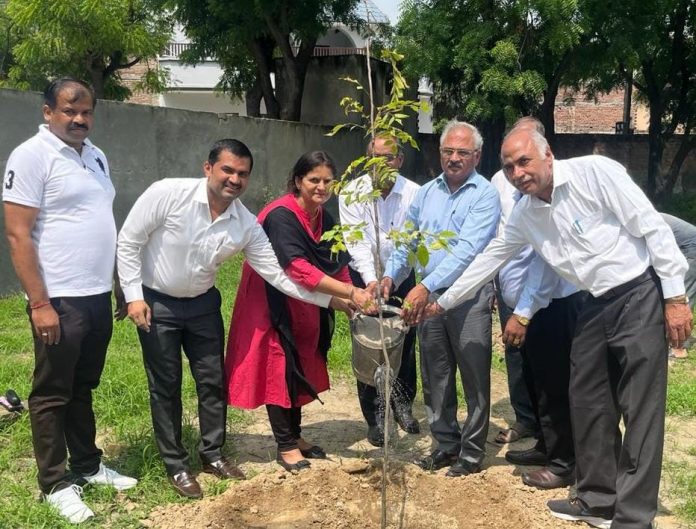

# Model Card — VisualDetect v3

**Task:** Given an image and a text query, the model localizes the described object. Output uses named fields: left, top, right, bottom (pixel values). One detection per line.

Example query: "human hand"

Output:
left=350, top=286, right=377, bottom=315
left=665, top=303, right=693, bottom=348
left=502, top=317, right=527, bottom=348
left=329, top=296, right=354, bottom=318
left=127, top=300, right=152, bottom=332
left=401, top=284, right=430, bottom=326
left=380, top=277, right=394, bottom=301
left=31, top=304, right=61, bottom=345
left=365, top=281, right=379, bottom=299
left=422, top=302, right=445, bottom=320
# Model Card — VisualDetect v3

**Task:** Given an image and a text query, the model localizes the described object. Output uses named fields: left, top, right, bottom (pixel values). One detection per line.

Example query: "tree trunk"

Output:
left=646, top=100, right=665, bottom=201
left=657, top=133, right=696, bottom=202
left=245, top=77, right=263, bottom=117
left=478, top=116, right=507, bottom=178
left=539, top=82, right=559, bottom=149
left=249, top=38, right=279, bottom=119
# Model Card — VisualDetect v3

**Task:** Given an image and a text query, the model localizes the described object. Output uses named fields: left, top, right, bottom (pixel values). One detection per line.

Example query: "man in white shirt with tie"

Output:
left=339, top=134, right=421, bottom=446
left=117, top=139, right=339, bottom=499
left=425, top=128, right=691, bottom=529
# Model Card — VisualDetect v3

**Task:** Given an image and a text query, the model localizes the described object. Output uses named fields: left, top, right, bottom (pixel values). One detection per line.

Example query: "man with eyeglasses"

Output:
left=339, top=134, right=421, bottom=447
left=381, top=120, right=500, bottom=477
left=424, top=128, right=690, bottom=529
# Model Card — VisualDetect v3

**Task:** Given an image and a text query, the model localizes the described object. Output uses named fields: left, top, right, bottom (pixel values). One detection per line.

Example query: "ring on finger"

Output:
left=41, top=332, right=49, bottom=336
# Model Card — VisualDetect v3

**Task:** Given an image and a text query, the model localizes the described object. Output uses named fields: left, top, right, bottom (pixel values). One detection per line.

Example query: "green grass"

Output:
left=2, top=259, right=696, bottom=527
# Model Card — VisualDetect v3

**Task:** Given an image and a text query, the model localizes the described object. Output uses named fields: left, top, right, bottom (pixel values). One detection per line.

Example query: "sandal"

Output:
left=669, top=347, right=688, bottom=360
left=495, top=424, right=535, bottom=444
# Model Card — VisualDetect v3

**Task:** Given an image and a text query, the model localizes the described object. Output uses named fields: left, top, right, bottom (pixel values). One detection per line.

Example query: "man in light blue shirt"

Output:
left=382, top=120, right=500, bottom=477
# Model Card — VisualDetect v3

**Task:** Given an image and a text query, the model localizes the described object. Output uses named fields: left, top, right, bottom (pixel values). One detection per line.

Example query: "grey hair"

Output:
left=511, top=116, right=545, bottom=136
left=440, top=120, right=483, bottom=150
left=501, top=128, right=550, bottom=160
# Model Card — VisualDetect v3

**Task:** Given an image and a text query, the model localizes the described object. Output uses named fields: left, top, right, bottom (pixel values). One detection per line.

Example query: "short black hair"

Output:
left=43, top=77, right=96, bottom=109
left=208, top=139, right=254, bottom=171
left=286, top=151, right=336, bottom=195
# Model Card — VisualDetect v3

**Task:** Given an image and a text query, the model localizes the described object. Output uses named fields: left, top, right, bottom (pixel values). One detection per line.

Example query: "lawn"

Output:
left=0, top=255, right=694, bottom=527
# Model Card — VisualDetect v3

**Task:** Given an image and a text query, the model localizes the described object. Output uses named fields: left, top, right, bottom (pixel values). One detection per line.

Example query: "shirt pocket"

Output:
left=565, top=210, right=616, bottom=256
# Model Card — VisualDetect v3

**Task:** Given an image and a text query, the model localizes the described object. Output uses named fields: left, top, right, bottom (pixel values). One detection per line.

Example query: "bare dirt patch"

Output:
left=146, top=367, right=691, bottom=529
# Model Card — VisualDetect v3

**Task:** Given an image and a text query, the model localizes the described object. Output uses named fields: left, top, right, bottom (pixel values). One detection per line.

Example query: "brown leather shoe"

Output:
left=522, top=467, right=575, bottom=490
left=168, top=471, right=202, bottom=499
left=202, top=457, right=246, bottom=480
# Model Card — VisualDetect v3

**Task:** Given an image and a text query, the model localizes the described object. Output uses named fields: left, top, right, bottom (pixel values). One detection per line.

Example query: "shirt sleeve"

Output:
left=384, top=191, right=422, bottom=288
left=593, top=157, right=688, bottom=298
left=285, top=257, right=325, bottom=290
left=2, top=146, right=46, bottom=207
left=117, top=182, right=171, bottom=302
left=438, top=218, right=527, bottom=311
left=421, top=187, right=501, bottom=292
left=339, top=186, right=378, bottom=284
left=513, top=254, right=560, bottom=319
left=242, top=222, right=331, bottom=307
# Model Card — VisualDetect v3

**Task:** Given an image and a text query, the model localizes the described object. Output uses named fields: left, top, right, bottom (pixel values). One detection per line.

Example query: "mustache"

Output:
left=69, top=124, right=88, bottom=130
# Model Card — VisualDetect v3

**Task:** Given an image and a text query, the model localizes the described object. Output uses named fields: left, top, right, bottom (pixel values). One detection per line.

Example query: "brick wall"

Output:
left=554, top=88, right=643, bottom=134
left=120, top=58, right=159, bottom=105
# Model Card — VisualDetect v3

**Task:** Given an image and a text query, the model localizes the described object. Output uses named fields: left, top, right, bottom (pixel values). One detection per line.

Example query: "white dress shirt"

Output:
left=438, top=155, right=687, bottom=311
left=338, top=173, right=421, bottom=284
left=117, top=178, right=331, bottom=307
left=491, top=170, right=577, bottom=318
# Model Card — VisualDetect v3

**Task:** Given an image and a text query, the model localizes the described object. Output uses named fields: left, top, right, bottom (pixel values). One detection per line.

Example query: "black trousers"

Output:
left=138, top=287, right=226, bottom=476
left=350, top=268, right=418, bottom=426
left=28, top=292, right=112, bottom=494
left=266, top=405, right=302, bottom=450
left=524, top=291, right=587, bottom=476
left=571, top=270, right=667, bottom=529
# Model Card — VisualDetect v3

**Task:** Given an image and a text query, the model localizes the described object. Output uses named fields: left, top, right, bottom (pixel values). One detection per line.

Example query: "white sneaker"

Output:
left=44, top=485, right=94, bottom=524
left=83, top=463, right=138, bottom=491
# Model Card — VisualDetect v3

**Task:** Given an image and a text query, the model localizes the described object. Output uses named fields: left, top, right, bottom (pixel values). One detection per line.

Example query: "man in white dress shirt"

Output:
left=3, top=78, right=136, bottom=524
left=425, top=128, right=691, bottom=529
left=117, top=139, right=336, bottom=499
left=339, top=135, right=421, bottom=446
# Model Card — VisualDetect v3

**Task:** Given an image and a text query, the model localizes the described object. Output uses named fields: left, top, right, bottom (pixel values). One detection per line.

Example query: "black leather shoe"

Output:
left=202, top=457, right=246, bottom=480
left=367, top=424, right=384, bottom=447
left=393, top=407, right=420, bottom=434
left=522, top=467, right=575, bottom=489
left=276, top=451, right=311, bottom=472
left=505, top=447, right=547, bottom=466
left=414, top=450, right=458, bottom=471
left=169, top=471, right=202, bottom=499
left=445, top=459, right=481, bottom=477
left=299, top=445, right=327, bottom=459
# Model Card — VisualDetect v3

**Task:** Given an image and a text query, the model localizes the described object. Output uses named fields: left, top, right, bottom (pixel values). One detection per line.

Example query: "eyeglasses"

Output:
left=440, top=148, right=479, bottom=159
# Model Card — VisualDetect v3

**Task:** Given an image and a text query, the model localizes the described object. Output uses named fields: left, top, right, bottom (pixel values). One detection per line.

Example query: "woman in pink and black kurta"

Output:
left=226, top=151, right=370, bottom=471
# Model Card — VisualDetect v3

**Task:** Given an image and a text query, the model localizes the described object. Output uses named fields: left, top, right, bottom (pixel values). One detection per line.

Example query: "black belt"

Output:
left=143, top=285, right=215, bottom=301
left=594, top=268, right=654, bottom=301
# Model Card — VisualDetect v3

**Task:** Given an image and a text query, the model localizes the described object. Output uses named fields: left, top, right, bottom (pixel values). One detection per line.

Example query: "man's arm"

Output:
left=338, top=183, right=378, bottom=285
left=4, top=202, right=61, bottom=344
left=382, top=189, right=424, bottom=294
left=243, top=222, right=333, bottom=308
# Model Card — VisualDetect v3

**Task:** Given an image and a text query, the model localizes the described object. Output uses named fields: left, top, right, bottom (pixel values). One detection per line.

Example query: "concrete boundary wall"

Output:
left=0, top=89, right=373, bottom=296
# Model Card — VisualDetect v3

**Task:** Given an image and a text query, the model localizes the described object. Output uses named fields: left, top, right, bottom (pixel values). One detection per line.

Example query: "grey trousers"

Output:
left=419, top=283, right=494, bottom=467
left=570, top=270, right=667, bottom=529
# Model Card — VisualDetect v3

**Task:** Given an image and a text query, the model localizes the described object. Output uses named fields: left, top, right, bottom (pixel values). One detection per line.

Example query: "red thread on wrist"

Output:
left=29, top=300, right=51, bottom=310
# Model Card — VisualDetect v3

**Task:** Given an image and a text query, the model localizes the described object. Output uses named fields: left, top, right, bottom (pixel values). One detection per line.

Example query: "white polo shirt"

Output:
left=2, top=125, right=116, bottom=297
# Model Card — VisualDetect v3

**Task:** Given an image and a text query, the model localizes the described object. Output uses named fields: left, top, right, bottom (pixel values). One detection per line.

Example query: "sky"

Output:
left=371, top=0, right=401, bottom=25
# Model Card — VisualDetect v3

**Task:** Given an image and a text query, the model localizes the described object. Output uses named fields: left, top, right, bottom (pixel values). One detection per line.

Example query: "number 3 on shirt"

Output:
left=4, top=170, right=14, bottom=190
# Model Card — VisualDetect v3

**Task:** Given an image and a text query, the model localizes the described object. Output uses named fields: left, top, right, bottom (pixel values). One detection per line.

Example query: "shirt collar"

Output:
left=38, top=124, right=94, bottom=154
left=193, top=178, right=240, bottom=220
left=435, top=170, right=482, bottom=194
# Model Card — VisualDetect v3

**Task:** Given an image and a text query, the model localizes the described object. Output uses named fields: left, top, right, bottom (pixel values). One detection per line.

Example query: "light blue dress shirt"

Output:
left=384, top=170, right=500, bottom=292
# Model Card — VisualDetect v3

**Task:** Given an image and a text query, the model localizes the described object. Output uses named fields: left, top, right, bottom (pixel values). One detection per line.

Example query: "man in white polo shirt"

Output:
left=2, top=78, right=136, bottom=524
left=424, top=128, right=691, bottom=529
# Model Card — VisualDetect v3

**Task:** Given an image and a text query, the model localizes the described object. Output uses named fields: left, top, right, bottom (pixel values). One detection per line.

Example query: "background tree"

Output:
left=396, top=0, right=584, bottom=174
left=2, top=0, right=172, bottom=100
left=160, top=0, right=364, bottom=121
left=579, top=0, right=696, bottom=202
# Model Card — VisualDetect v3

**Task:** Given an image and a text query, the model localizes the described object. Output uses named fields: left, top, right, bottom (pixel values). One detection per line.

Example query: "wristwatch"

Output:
left=664, top=295, right=689, bottom=305
left=513, top=314, right=530, bottom=327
